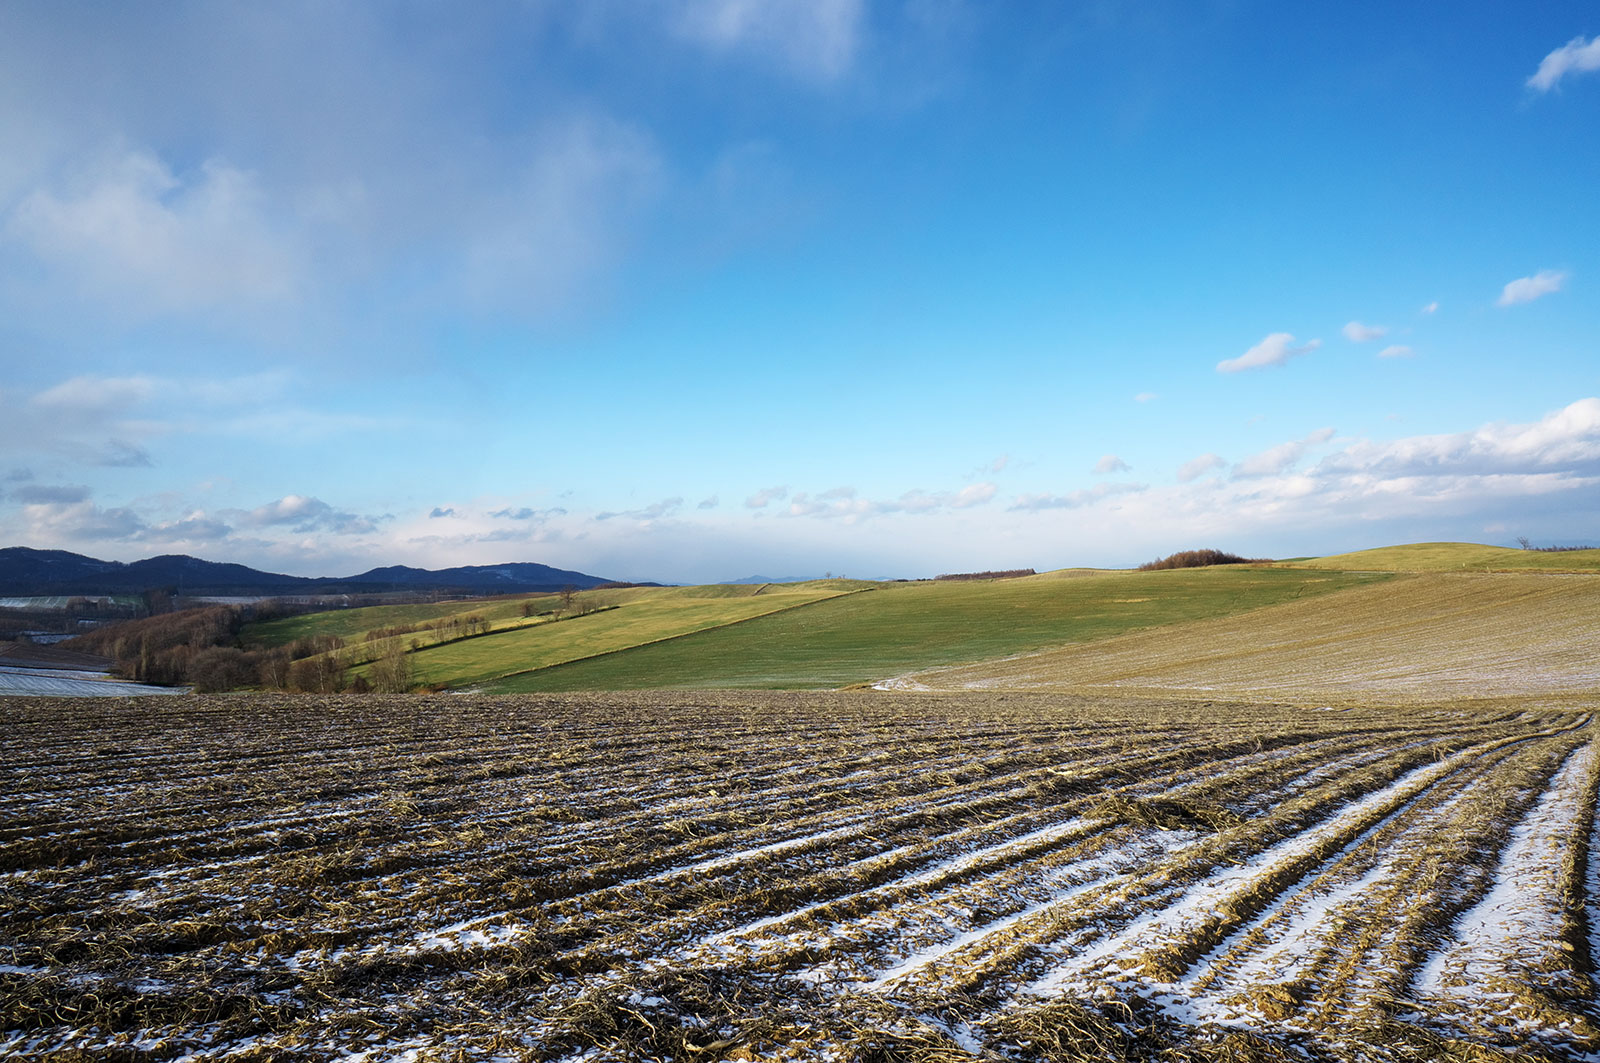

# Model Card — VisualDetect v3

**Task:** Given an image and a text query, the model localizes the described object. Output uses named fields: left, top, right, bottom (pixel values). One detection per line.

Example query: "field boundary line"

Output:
left=483, top=588, right=867, bottom=688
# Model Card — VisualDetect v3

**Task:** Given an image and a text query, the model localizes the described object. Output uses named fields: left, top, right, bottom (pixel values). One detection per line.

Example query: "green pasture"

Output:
left=389, top=583, right=858, bottom=689
left=484, top=567, right=1384, bottom=692
left=1283, top=541, right=1600, bottom=572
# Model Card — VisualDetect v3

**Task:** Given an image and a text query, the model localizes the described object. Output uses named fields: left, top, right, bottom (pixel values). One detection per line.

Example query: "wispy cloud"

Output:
left=1177, top=453, right=1226, bottom=482
left=462, top=115, right=663, bottom=313
left=745, top=485, right=789, bottom=509
left=1342, top=320, right=1387, bottom=343
left=490, top=506, right=566, bottom=521
left=668, top=0, right=864, bottom=82
left=1216, top=332, right=1322, bottom=373
left=11, top=484, right=91, bottom=505
left=697, top=495, right=719, bottom=510
left=6, top=149, right=300, bottom=316
left=595, top=497, right=683, bottom=522
left=1528, top=35, right=1600, bottom=93
left=1009, top=482, right=1145, bottom=512
left=1133, top=392, right=1157, bottom=403
left=1421, top=301, right=1439, bottom=315
left=1093, top=454, right=1131, bottom=474
left=1497, top=269, right=1568, bottom=307
left=1234, top=428, right=1336, bottom=479
left=1378, top=344, right=1414, bottom=359
left=786, top=482, right=996, bottom=520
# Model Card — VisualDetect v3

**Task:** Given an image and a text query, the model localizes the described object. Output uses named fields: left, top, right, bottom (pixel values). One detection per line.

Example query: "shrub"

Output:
left=1138, top=549, right=1268, bottom=571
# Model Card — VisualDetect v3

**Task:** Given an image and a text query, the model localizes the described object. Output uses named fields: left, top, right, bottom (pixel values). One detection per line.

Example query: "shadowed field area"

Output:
left=899, top=572, right=1600, bottom=700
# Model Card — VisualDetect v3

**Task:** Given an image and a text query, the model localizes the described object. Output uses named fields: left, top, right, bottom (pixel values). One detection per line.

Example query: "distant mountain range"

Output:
left=0, top=547, right=616, bottom=597
left=720, top=575, right=823, bottom=585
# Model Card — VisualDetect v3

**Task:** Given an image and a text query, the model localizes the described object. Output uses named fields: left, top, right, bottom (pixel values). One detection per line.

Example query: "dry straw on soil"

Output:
left=1, top=691, right=1595, bottom=1061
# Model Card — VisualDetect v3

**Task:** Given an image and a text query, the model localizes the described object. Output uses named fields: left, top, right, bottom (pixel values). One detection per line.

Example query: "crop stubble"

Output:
left=1, top=691, right=1595, bottom=1061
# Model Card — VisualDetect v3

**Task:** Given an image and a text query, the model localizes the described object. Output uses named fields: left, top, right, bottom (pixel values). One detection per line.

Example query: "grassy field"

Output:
left=234, top=543, right=1595, bottom=696
left=906, top=572, right=1600, bottom=701
left=1285, top=541, right=1600, bottom=572
left=4, top=692, right=1594, bottom=1061
left=484, top=568, right=1381, bottom=692
left=245, top=593, right=563, bottom=646
left=388, top=583, right=858, bottom=689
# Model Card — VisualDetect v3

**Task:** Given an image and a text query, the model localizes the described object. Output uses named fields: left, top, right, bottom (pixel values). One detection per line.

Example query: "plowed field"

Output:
left=3, top=693, right=1596, bottom=1061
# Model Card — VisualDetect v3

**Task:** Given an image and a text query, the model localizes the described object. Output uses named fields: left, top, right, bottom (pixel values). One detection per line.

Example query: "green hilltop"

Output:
left=1283, top=541, right=1600, bottom=572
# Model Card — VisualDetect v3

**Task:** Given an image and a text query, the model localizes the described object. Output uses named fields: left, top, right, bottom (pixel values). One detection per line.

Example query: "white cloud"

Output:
left=31, top=375, right=157, bottom=411
left=785, top=482, right=995, bottom=520
left=1315, top=398, right=1600, bottom=479
left=1234, top=428, right=1336, bottom=479
left=1342, top=321, right=1387, bottom=343
left=668, top=0, right=864, bottom=81
left=1094, top=454, right=1131, bottom=475
left=145, top=512, right=233, bottom=542
left=20, top=499, right=147, bottom=541
left=1009, top=482, right=1145, bottom=512
left=952, top=482, right=996, bottom=508
left=1176, top=453, right=1226, bottom=482
left=1497, top=269, right=1568, bottom=307
left=1421, top=301, right=1439, bottom=315
left=1216, top=333, right=1322, bottom=373
left=1378, top=344, right=1414, bottom=359
left=595, top=497, right=683, bottom=522
left=239, top=495, right=380, bottom=535
left=6, top=148, right=300, bottom=315
left=1134, top=392, right=1157, bottom=403
left=745, top=485, right=789, bottom=509
left=1528, top=35, right=1600, bottom=92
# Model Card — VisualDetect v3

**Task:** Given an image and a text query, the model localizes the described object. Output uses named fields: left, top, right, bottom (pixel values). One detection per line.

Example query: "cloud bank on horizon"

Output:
left=1, top=2, right=1596, bottom=582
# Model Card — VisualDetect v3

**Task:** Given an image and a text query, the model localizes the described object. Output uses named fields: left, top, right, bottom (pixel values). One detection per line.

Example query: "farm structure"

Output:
left=3, top=692, right=1597, bottom=1061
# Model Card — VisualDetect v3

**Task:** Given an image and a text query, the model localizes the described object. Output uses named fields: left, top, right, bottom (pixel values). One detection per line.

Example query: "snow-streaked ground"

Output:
left=0, top=665, right=187, bottom=696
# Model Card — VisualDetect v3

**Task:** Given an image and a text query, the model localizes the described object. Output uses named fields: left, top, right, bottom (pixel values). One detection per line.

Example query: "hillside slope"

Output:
left=484, top=568, right=1380, bottom=692
left=900, top=572, right=1600, bottom=701
left=1283, top=541, right=1600, bottom=572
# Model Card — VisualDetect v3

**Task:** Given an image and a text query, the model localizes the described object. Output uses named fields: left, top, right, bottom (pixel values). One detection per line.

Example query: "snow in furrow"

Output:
left=1026, top=748, right=1466, bottom=996
left=867, top=854, right=1128, bottom=989
left=1190, top=862, right=1392, bottom=996
left=1415, top=740, right=1594, bottom=1000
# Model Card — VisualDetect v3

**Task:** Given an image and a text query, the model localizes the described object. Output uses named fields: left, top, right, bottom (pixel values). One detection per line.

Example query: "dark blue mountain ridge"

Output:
left=0, top=547, right=614, bottom=596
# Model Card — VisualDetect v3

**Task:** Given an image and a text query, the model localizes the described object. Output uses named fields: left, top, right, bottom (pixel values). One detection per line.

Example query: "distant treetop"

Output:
left=1138, top=549, right=1268, bottom=571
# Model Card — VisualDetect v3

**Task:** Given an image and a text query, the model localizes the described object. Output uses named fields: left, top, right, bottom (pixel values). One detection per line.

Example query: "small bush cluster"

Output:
left=934, top=569, right=1037, bottom=581
left=432, top=613, right=490, bottom=640
left=364, top=622, right=426, bottom=642
left=1138, top=549, right=1267, bottom=571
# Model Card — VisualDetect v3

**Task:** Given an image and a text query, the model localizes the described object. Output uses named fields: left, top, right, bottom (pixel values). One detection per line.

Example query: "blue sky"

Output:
left=1, top=1, right=1597, bottom=582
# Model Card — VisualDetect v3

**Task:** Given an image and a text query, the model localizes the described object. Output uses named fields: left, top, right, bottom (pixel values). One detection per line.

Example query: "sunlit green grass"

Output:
left=398, top=584, right=857, bottom=688
left=244, top=594, right=564, bottom=647
left=485, top=567, right=1384, bottom=691
left=1283, top=541, right=1600, bottom=572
